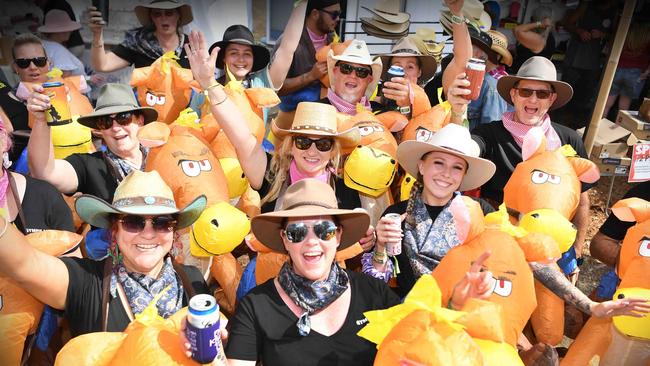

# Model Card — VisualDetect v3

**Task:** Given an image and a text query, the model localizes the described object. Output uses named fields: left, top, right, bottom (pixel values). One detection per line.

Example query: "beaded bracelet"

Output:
left=361, top=252, right=393, bottom=283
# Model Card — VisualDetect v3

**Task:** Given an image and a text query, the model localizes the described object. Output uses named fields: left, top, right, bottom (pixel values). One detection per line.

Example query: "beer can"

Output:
left=383, top=65, right=405, bottom=111
left=383, top=213, right=402, bottom=256
left=186, top=294, right=225, bottom=365
left=42, top=81, right=72, bottom=126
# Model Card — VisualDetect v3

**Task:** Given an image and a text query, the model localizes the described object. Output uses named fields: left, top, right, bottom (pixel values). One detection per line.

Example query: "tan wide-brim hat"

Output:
left=135, top=0, right=193, bottom=27
left=379, top=36, right=438, bottom=83
left=362, top=0, right=410, bottom=24
left=397, top=124, right=496, bottom=191
left=487, top=30, right=512, bottom=67
left=251, top=179, right=370, bottom=253
left=271, top=102, right=360, bottom=149
left=361, top=23, right=408, bottom=40
left=77, top=84, right=158, bottom=129
left=497, top=56, right=573, bottom=110
left=76, top=170, right=207, bottom=229
left=38, top=9, right=81, bottom=33
left=326, top=39, right=383, bottom=100
left=360, top=17, right=409, bottom=34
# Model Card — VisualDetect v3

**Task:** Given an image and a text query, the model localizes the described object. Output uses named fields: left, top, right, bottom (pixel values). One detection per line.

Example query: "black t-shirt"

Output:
left=471, top=121, right=594, bottom=204
left=383, top=197, right=495, bottom=298
left=61, top=257, right=209, bottom=336
left=0, top=83, right=30, bottom=162
left=599, top=181, right=650, bottom=241
left=14, top=175, right=75, bottom=234
left=65, top=151, right=118, bottom=202
left=225, top=270, right=400, bottom=365
left=257, top=153, right=362, bottom=213
left=510, top=32, right=556, bottom=74
left=111, top=29, right=190, bottom=68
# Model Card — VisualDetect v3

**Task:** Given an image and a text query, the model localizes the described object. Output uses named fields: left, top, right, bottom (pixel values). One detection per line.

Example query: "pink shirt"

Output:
left=307, top=27, right=327, bottom=52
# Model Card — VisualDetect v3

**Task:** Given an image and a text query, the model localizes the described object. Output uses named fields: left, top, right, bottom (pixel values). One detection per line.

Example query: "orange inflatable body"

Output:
left=400, top=103, right=451, bottom=143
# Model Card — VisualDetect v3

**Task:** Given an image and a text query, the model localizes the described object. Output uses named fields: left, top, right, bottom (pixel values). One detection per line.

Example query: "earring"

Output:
left=108, top=241, right=122, bottom=265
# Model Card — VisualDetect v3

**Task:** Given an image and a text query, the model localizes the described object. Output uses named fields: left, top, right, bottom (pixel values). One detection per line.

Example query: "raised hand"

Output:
left=25, top=84, right=51, bottom=124
left=590, top=297, right=650, bottom=318
left=450, top=250, right=494, bottom=310
left=382, top=77, right=411, bottom=108
left=444, top=0, right=465, bottom=16
left=184, top=30, right=220, bottom=90
left=85, top=6, right=106, bottom=35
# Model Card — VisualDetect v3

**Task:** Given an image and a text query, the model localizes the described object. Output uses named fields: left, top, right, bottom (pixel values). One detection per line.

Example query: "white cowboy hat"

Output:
left=326, top=39, right=383, bottom=100
left=397, top=124, right=496, bottom=191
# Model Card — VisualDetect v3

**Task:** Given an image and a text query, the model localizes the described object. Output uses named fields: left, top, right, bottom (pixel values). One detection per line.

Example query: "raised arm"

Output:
left=26, top=85, right=80, bottom=194
left=442, top=0, right=472, bottom=94
left=0, top=216, right=70, bottom=310
left=268, top=1, right=308, bottom=89
left=87, top=6, right=130, bottom=72
left=514, top=19, right=551, bottom=54
left=185, top=31, right=267, bottom=189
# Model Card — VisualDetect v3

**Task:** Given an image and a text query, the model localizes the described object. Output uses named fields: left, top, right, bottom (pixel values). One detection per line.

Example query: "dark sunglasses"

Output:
left=336, top=62, right=372, bottom=79
left=318, top=9, right=341, bottom=20
left=283, top=220, right=338, bottom=243
left=117, top=215, right=178, bottom=233
left=293, top=136, right=334, bottom=152
left=150, top=9, right=177, bottom=17
left=515, top=88, right=554, bottom=99
left=94, top=111, right=137, bottom=130
left=14, top=57, right=48, bottom=69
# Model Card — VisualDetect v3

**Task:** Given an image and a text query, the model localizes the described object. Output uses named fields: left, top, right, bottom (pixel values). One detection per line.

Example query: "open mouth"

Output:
left=432, top=179, right=452, bottom=188
left=303, top=251, right=323, bottom=263
left=524, top=106, right=538, bottom=114
left=135, top=243, right=159, bottom=252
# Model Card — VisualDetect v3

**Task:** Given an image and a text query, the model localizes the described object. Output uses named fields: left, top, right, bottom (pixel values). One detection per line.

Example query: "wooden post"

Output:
left=583, top=0, right=637, bottom=155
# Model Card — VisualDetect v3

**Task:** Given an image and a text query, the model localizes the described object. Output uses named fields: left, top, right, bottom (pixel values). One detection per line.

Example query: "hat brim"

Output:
left=251, top=206, right=370, bottom=253
left=379, top=53, right=437, bottom=84
left=492, top=45, right=513, bottom=67
left=361, top=6, right=410, bottom=24
left=77, top=105, right=158, bottom=129
left=209, top=41, right=270, bottom=73
left=135, top=3, right=193, bottom=27
left=75, top=194, right=207, bottom=229
left=360, top=17, right=410, bottom=34
left=271, top=120, right=361, bottom=150
left=360, top=23, right=408, bottom=40
left=397, top=140, right=496, bottom=191
left=37, top=22, right=81, bottom=33
left=497, top=75, right=573, bottom=110
left=327, top=50, right=383, bottom=102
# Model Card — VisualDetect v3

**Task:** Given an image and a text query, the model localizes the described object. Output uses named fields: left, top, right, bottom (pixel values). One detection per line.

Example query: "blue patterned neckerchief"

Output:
left=109, top=256, right=183, bottom=319
left=403, top=191, right=462, bottom=278
left=277, top=261, right=349, bottom=336
left=103, top=145, right=149, bottom=184
left=121, top=27, right=185, bottom=62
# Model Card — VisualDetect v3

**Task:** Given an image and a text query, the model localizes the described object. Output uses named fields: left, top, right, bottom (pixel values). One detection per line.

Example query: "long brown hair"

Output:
left=623, top=22, right=650, bottom=56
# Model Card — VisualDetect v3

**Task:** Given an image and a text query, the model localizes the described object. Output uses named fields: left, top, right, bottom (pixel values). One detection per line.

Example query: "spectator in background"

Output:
left=511, top=5, right=556, bottom=74
left=274, top=0, right=341, bottom=112
left=35, top=0, right=85, bottom=57
left=602, top=21, right=650, bottom=119
left=88, top=0, right=194, bottom=71
left=38, top=10, right=87, bottom=78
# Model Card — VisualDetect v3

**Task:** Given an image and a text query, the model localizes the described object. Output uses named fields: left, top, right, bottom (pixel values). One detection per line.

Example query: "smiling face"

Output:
left=282, top=215, right=342, bottom=281
left=150, top=8, right=180, bottom=36
left=418, top=151, right=467, bottom=206
left=223, top=43, right=254, bottom=81
left=112, top=217, right=174, bottom=276
left=332, top=62, right=372, bottom=104
left=391, top=56, right=421, bottom=84
left=509, top=80, right=557, bottom=126
left=12, top=43, right=49, bottom=83
left=100, top=113, right=144, bottom=157
left=290, top=133, right=335, bottom=177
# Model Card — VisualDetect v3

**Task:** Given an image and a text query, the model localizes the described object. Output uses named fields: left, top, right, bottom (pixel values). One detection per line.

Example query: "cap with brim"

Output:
left=251, top=179, right=370, bottom=253
left=77, top=83, right=158, bottom=129
left=361, top=2, right=410, bottom=24
left=135, top=0, right=193, bottom=27
left=379, top=36, right=438, bottom=83
left=396, top=124, right=496, bottom=191
left=360, top=17, right=410, bottom=34
left=38, top=9, right=81, bottom=33
left=209, top=25, right=270, bottom=73
left=496, top=56, right=573, bottom=110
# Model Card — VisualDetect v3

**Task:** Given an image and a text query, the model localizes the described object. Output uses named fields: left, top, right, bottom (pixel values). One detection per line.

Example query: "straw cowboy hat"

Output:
left=135, top=0, right=193, bottom=27
left=379, top=36, right=438, bottom=83
left=487, top=30, right=512, bottom=66
left=497, top=56, right=573, bottom=110
left=37, top=9, right=81, bottom=33
left=77, top=84, right=158, bottom=129
left=251, top=178, right=370, bottom=253
left=360, top=16, right=409, bottom=34
left=271, top=102, right=360, bottom=149
left=75, top=170, right=207, bottom=229
left=209, top=24, right=271, bottom=73
left=467, top=26, right=499, bottom=64
left=397, top=124, right=496, bottom=191
left=327, top=39, right=383, bottom=100
left=360, top=23, right=408, bottom=40
left=361, top=0, right=410, bottom=24
left=413, top=28, right=445, bottom=56
left=440, top=0, right=492, bottom=35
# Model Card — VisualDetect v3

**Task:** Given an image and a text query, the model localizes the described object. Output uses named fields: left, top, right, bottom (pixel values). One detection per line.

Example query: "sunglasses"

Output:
left=94, top=111, right=137, bottom=130
left=318, top=9, right=341, bottom=20
left=117, top=215, right=178, bottom=233
left=515, top=88, right=554, bottom=99
left=150, top=9, right=177, bottom=18
left=14, top=57, right=48, bottom=69
left=336, top=62, right=372, bottom=79
left=293, top=136, right=334, bottom=152
left=283, top=220, right=338, bottom=243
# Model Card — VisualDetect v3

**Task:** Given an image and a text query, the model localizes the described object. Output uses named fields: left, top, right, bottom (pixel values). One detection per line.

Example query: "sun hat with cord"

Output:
left=208, top=24, right=271, bottom=73
left=251, top=178, right=370, bottom=253
left=271, top=101, right=360, bottom=150
left=326, top=39, right=383, bottom=100
left=37, top=9, right=81, bottom=33
left=496, top=56, right=573, bottom=110
left=75, top=170, right=207, bottom=230
left=486, top=30, right=513, bottom=67
left=77, top=83, right=158, bottom=129
left=397, top=123, right=496, bottom=191
left=379, top=36, right=438, bottom=84
left=134, top=0, right=193, bottom=27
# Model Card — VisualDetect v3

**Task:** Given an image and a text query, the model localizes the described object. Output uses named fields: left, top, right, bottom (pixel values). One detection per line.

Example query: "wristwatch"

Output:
left=398, top=105, right=411, bottom=115
left=450, top=14, right=466, bottom=25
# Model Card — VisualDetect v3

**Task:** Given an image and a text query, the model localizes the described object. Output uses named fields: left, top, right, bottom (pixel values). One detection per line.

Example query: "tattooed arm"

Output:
left=530, top=263, right=650, bottom=317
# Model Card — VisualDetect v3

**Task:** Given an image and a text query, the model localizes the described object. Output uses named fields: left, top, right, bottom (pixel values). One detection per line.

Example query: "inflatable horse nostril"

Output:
left=390, top=159, right=395, bottom=164
left=617, top=293, right=625, bottom=299
left=358, top=145, right=362, bottom=148
left=531, top=213, right=540, bottom=218
left=211, top=219, right=219, bottom=227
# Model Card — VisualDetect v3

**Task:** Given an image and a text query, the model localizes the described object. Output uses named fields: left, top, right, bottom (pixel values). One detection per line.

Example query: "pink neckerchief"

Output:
left=0, top=169, right=9, bottom=213
left=289, top=160, right=331, bottom=184
left=307, top=27, right=327, bottom=53
left=488, top=65, right=509, bottom=80
left=327, top=88, right=371, bottom=115
left=502, top=111, right=562, bottom=150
